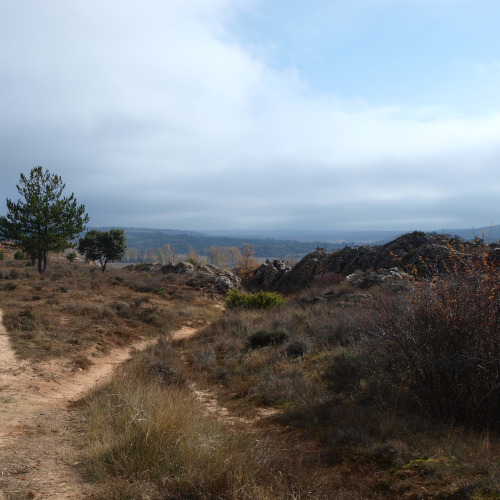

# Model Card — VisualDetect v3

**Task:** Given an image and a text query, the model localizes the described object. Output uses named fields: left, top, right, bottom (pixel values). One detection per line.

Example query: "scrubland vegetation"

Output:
left=0, top=252, right=217, bottom=367
left=1, top=239, right=499, bottom=499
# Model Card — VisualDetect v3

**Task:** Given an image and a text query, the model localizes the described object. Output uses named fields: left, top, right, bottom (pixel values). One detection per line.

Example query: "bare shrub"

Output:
left=323, top=348, right=369, bottom=396
left=365, top=252, right=500, bottom=429
left=251, top=369, right=325, bottom=407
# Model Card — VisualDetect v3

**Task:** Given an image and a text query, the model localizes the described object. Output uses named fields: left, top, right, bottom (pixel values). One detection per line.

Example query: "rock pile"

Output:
left=127, top=261, right=241, bottom=294
left=161, top=262, right=241, bottom=293
left=161, top=261, right=195, bottom=274
left=345, top=268, right=410, bottom=291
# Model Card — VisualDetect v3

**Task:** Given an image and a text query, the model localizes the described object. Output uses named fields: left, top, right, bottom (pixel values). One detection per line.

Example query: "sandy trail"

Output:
left=0, top=310, right=153, bottom=500
left=0, top=311, right=271, bottom=499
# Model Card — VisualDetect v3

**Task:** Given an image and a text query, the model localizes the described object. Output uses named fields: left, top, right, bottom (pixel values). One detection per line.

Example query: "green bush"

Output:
left=9, top=309, right=37, bottom=331
left=14, top=250, right=25, bottom=260
left=226, top=289, right=287, bottom=309
left=0, top=250, right=4, bottom=260
left=66, top=251, right=77, bottom=262
left=285, top=339, right=309, bottom=358
left=0, top=282, right=17, bottom=291
left=248, top=328, right=290, bottom=348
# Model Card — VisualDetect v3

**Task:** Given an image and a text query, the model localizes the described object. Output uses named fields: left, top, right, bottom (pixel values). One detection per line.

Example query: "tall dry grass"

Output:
left=80, top=341, right=332, bottom=499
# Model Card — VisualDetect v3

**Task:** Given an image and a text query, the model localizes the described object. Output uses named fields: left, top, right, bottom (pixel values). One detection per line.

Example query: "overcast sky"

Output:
left=1, top=0, right=500, bottom=232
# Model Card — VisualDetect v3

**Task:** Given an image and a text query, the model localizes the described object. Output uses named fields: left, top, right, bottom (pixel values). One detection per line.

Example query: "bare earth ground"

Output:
left=0, top=310, right=154, bottom=500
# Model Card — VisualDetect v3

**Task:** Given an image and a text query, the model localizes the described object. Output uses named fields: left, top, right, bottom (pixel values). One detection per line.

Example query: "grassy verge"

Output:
left=79, top=341, right=331, bottom=499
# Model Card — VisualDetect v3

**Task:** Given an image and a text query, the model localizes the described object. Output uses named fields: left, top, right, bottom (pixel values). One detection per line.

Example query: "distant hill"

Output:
left=88, top=227, right=342, bottom=259
left=86, top=225, right=500, bottom=261
left=203, top=229, right=404, bottom=244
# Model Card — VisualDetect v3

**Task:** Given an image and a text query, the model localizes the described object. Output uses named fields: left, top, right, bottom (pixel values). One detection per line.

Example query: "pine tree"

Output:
left=0, top=167, right=89, bottom=273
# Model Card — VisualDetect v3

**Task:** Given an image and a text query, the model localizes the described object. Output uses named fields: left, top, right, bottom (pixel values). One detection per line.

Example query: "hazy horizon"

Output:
left=91, top=224, right=498, bottom=242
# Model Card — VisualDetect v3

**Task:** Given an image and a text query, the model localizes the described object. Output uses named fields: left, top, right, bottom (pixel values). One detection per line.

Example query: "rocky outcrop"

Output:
left=345, top=267, right=410, bottom=291
left=160, top=261, right=241, bottom=293
left=161, top=261, right=195, bottom=274
left=253, top=259, right=291, bottom=289
left=125, top=263, right=162, bottom=272
left=211, top=272, right=241, bottom=293
left=129, top=261, right=241, bottom=294
left=195, top=266, right=241, bottom=293
left=271, top=232, right=462, bottom=293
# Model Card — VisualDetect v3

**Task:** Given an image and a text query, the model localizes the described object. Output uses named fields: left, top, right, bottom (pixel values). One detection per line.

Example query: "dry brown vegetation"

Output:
left=1, top=245, right=499, bottom=499
left=0, top=254, right=217, bottom=370
left=178, top=278, right=500, bottom=498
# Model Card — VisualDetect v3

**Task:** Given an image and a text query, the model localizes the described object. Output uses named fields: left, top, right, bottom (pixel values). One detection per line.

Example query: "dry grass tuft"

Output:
left=80, top=341, right=332, bottom=499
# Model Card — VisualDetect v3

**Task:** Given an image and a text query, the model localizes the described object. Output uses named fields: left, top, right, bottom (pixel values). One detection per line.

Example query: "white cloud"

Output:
left=1, top=0, right=499, bottom=231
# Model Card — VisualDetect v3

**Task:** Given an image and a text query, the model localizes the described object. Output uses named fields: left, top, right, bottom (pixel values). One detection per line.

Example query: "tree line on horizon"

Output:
left=119, top=228, right=341, bottom=261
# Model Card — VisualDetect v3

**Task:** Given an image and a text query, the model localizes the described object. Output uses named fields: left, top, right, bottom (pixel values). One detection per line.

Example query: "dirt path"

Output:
left=0, top=310, right=153, bottom=500
left=171, top=325, right=279, bottom=426
left=0, top=314, right=274, bottom=499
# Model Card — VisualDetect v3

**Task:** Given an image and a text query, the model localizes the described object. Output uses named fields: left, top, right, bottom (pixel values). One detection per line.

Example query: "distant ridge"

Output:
left=84, top=225, right=500, bottom=260
left=89, top=227, right=202, bottom=237
left=204, top=226, right=500, bottom=244
left=87, top=227, right=340, bottom=259
left=202, top=229, right=404, bottom=245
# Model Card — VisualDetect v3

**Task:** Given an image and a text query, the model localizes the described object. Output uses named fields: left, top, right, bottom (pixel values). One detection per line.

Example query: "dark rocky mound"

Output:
left=255, top=232, right=465, bottom=293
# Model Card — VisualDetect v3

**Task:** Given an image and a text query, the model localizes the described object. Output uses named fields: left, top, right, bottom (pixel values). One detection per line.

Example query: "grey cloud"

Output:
left=1, top=1, right=500, bottom=233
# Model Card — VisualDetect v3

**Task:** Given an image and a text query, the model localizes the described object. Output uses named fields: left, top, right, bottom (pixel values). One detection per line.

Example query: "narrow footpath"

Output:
left=0, top=310, right=152, bottom=499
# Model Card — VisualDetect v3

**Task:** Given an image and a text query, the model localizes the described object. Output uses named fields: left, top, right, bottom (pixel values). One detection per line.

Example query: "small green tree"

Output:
left=78, top=229, right=127, bottom=272
left=0, top=167, right=89, bottom=273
